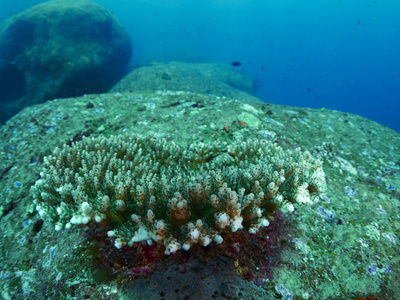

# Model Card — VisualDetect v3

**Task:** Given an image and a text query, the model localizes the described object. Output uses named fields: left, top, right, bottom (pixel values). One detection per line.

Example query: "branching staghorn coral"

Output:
left=32, top=135, right=325, bottom=254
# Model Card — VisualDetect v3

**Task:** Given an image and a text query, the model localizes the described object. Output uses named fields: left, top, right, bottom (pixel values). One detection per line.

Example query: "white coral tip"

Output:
left=81, top=215, right=91, bottom=224
left=190, top=228, right=200, bottom=240
left=230, top=216, right=243, bottom=232
left=213, top=235, right=223, bottom=244
left=114, top=238, right=126, bottom=249
left=165, top=241, right=181, bottom=255
left=182, top=243, right=191, bottom=251
left=70, top=215, right=81, bottom=224
left=54, top=223, right=63, bottom=231
left=201, top=236, right=211, bottom=246
left=259, top=218, right=270, bottom=227
left=94, top=214, right=103, bottom=223
left=80, top=201, right=92, bottom=214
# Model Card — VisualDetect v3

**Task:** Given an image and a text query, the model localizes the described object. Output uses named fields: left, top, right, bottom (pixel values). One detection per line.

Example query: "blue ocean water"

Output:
left=1, top=0, right=399, bottom=133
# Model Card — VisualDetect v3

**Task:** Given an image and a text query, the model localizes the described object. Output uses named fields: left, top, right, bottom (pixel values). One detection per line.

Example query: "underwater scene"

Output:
left=0, top=0, right=399, bottom=299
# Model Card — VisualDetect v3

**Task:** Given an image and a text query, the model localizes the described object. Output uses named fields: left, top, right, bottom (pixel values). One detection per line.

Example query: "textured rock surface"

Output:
left=0, top=0, right=131, bottom=123
left=0, top=90, right=399, bottom=299
left=124, top=254, right=269, bottom=299
left=110, top=61, right=258, bottom=102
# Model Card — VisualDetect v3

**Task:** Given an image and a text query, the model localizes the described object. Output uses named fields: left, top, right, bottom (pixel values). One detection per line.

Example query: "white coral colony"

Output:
left=32, top=135, right=325, bottom=254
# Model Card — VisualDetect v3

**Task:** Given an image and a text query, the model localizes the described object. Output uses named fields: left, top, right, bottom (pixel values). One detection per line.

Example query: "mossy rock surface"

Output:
left=0, top=90, right=399, bottom=299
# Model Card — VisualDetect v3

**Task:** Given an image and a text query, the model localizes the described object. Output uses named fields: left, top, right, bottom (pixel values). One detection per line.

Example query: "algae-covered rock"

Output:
left=110, top=61, right=258, bottom=102
left=0, top=90, right=399, bottom=299
left=0, top=0, right=132, bottom=122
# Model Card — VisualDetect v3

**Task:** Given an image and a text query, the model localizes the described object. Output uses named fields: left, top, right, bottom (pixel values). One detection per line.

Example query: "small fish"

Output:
left=231, top=61, right=241, bottom=67
left=261, top=66, right=265, bottom=70
left=356, top=20, right=360, bottom=26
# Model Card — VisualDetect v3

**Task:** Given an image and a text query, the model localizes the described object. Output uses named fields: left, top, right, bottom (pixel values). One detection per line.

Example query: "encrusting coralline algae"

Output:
left=32, top=134, right=325, bottom=255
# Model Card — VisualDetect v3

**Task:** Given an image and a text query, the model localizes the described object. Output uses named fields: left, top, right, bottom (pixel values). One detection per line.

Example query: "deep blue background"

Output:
left=2, top=0, right=399, bottom=133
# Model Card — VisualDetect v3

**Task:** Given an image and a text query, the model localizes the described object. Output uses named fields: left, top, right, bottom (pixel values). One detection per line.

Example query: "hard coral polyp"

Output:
left=32, top=134, right=325, bottom=254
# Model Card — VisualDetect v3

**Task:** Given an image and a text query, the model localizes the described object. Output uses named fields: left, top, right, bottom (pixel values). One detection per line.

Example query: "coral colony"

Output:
left=32, top=135, right=325, bottom=255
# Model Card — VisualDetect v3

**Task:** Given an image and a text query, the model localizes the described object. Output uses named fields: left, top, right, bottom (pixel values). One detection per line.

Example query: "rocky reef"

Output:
left=0, top=90, right=399, bottom=299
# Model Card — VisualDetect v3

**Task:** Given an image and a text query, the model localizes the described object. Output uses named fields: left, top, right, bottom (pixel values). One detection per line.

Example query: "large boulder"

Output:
left=110, top=61, right=259, bottom=102
left=0, top=0, right=132, bottom=122
left=0, top=90, right=399, bottom=299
